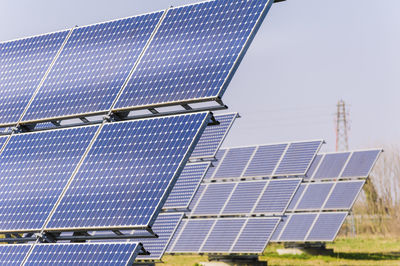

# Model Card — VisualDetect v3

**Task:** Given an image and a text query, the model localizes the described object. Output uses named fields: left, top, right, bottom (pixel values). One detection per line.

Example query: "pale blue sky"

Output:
left=1, top=0, right=399, bottom=151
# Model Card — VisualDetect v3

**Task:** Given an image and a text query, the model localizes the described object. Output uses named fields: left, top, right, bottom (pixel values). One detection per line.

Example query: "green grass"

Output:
left=163, top=236, right=400, bottom=265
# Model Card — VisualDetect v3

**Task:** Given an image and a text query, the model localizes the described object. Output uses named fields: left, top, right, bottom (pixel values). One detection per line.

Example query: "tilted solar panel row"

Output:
left=167, top=217, right=280, bottom=254
left=0, top=112, right=210, bottom=234
left=204, top=140, right=323, bottom=180
left=0, top=0, right=274, bottom=127
left=0, top=242, right=142, bottom=266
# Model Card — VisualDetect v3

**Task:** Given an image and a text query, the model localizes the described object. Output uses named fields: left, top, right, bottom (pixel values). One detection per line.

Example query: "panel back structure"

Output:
left=0, top=30, right=69, bottom=126
left=114, top=0, right=274, bottom=111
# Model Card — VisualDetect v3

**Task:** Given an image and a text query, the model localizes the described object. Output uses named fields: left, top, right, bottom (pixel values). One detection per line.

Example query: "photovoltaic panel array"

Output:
left=0, top=125, right=99, bottom=232
left=0, top=244, right=31, bottom=265
left=190, top=179, right=301, bottom=216
left=114, top=0, right=274, bottom=111
left=45, top=112, right=210, bottom=231
left=168, top=217, right=280, bottom=254
left=0, top=30, right=69, bottom=126
left=163, top=162, right=211, bottom=209
left=190, top=113, right=238, bottom=160
left=204, top=140, right=323, bottom=180
left=22, top=12, right=164, bottom=123
left=25, top=243, right=142, bottom=266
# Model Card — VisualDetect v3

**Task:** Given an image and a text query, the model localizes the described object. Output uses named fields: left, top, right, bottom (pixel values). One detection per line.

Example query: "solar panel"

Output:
left=278, top=213, right=317, bottom=241
left=296, top=183, right=334, bottom=210
left=243, top=144, right=287, bottom=177
left=201, top=218, right=246, bottom=253
left=163, top=162, right=211, bottom=209
left=274, top=141, right=323, bottom=176
left=270, top=215, right=289, bottom=242
left=190, top=113, right=237, bottom=160
left=187, top=183, right=206, bottom=212
left=304, top=154, right=322, bottom=180
left=191, top=183, right=236, bottom=215
left=202, top=149, right=226, bottom=180
left=0, top=135, right=8, bottom=150
left=306, top=212, right=347, bottom=241
left=0, top=30, right=69, bottom=126
left=313, top=153, right=350, bottom=179
left=253, top=179, right=301, bottom=214
left=0, top=125, right=99, bottom=232
left=22, top=12, right=163, bottom=123
left=286, top=184, right=306, bottom=211
left=166, top=219, right=187, bottom=253
left=230, top=217, right=280, bottom=253
left=213, top=147, right=255, bottom=179
left=324, top=181, right=365, bottom=209
left=25, top=243, right=142, bottom=265
left=341, top=150, right=381, bottom=178
left=45, top=112, right=210, bottom=231
left=136, top=213, right=183, bottom=260
left=0, top=244, right=31, bottom=265
left=114, top=0, right=274, bottom=111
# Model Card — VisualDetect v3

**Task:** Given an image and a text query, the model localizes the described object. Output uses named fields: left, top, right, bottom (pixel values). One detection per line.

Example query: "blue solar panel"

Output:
left=0, top=31, right=69, bottom=125
left=270, top=215, right=289, bottom=242
left=25, top=243, right=141, bottom=266
left=313, top=153, right=350, bottom=179
left=222, top=181, right=267, bottom=215
left=172, top=219, right=215, bottom=253
left=0, top=244, right=31, bottom=265
left=201, top=218, right=246, bottom=253
left=341, top=150, right=381, bottom=178
left=274, top=141, right=322, bottom=176
left=324, top=181, right=365, bottom=209
left=192, top=182, right=235, bottom=215
left=187, top=183, right=206, bottom=212
left=278, top=214, right=317, bottom=241
left=190, top=113, right=237, bottom=159
left=296, top=183, right=334, bottom=210
left=136, top=213, right=183, bottom=260
left=166, top=219, right=186, bottom=253
left=163, top=162, right=211, bottom=209
left=286, top=184, right=306, bottom=211
left=306, top=212, right=347, bottom=241
left=203, top=149, right=226, bottom=180
left=0, top=125, right=98, bottom=232
left=22, top=12, right=163, bottom=123
left=213, top=147, right=255, bottom=179
left=0, top=135, right=8, bottom=150
left=114, top=0, right=274, bottom=110
left=304, top=154, right=322, bottom=180
left=253, top=179, right=301, bottom=214
left=231, top=218, right=280, bottom=253
left=46, top=112, right=210, bottom=231
left=243, top=144, right=287, bottom=177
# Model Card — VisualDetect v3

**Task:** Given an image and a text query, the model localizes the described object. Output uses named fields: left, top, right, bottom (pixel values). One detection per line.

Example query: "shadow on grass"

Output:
left=331, top=252, right=400, bottom=261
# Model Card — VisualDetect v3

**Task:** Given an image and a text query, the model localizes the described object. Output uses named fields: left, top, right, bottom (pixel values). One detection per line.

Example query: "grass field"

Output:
left=162, top=235, right=400, bottom=265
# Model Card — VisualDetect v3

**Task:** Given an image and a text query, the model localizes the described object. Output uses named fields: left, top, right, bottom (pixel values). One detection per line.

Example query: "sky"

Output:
left=0, top=0, right=399, bottom=152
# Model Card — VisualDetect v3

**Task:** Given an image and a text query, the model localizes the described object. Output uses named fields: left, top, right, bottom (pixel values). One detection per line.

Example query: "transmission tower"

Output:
left=335, top=100, right=349, bottom=151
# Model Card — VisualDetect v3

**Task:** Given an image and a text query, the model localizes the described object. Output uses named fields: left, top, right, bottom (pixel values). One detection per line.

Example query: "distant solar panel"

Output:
left=304, top=154, right=322, bottom=180
left=341, top=150, right=381, bottom=178
left=243, top=144, right=287, bottom=177
left=324, top=181, right=365, bottom=210
left=163, top=162, right=211, bottom=209
left=172, top=219, right=215, bottom=253
left=306, top=212, right=347, bottom=241
left=0, top=244, right=31, bottom=265
left=190, top=113, right=237, bottom=160
left=0, top=30, right=69, bottom=126
left=25, top=243, right=142, bottom=266
left=278, top=213, right=317, bottom=242
left=213, top=147, right=256, bottom=178
left=0, top=125, right=99, bottom=232
left=22, top=12, right=163, bottom=123
left=166, top=219, right=187, bottom=253
left=136, top=213, right=183, bottom=261
left=296, top=183, right=333, bottom=210
left=114, top=0, right=274, bottom=110
left=45, top=112, right=210, bottom=231
left=313, top=153, right=350, bottom=179
left=286, top=184, right=306, bottom=211
left=202, top=149, right=226, bottom=180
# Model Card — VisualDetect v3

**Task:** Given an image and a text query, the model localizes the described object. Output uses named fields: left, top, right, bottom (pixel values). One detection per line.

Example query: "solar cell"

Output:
left=306, top=212, right=347, bottom=241
left=166, top=219, right=186, bottom=253
left=324, top=181, right=365, bottom=209
left=201, top=218, right=246, bottom=253
left=45, top=112, right=210, bottom=231
left=286, top=184, right=306, bottom=211
left=114, top=0, right=274, bottom=111
left=213, top=147, right=255, bottom=179
left=202, top=149, right=226, bottom=180
left=274, top=141, right=323, bottom=176
left=0, top=244, right=31, bottom=265
left=253, top=179, right=301, bottom=214
left=296, top=183, right=333, bottom=210
left=25, top=243, right=142, bottom=266
left=0, top=125, right=99, bottom=232
left=278, top=214, right=317, bottom=241
left=187, top=184, right=206, bottom=212
left=190, top=113, right=237, bottom=160
left=313, top=153, right=350, bottom=179
left=172, top=219, right=215, bottom=252
left=192, top=182, right=236, bottom=215
left=230, top=217, right=280, bottom=253
left=270, top=215, right=289, bottom=242
left=163, top=162, right=211, bottom=209
left=0, top=30, right=69, bottom=126
left=341, top=150, right=381, bottom=178
left=243, top=144, right=287, bottom=177
left=136, top=213, right=183, bottom=260
left=22, top=12, right=163, bottom=123
left=304, top=154, right=322, bottom=180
